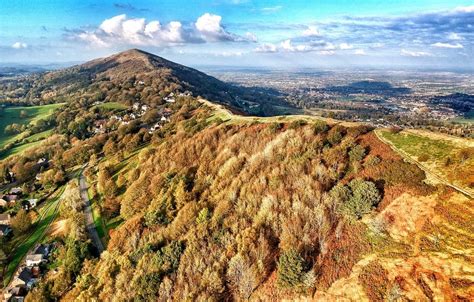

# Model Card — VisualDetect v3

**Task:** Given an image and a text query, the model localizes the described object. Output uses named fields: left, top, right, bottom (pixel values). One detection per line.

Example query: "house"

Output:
left=0, top=213, right=11, bottom=225
left=4, top=287, right=27, bottom=302
left=25, top=254, right=43, bottom=267
left=33, top=244, right=51, bottom=258
left=9, top=187, right=23, bottom=195
left=36, top=158, right=48, bottom=165
left=11, top=268, right=33, bottom=288
left=28, top=199, right=38, bottom=208
left=4, top=194, right=19, bottom=203
left=0, top=198, right=8, bottom=207
left=0, top=224, right=12, bottom=237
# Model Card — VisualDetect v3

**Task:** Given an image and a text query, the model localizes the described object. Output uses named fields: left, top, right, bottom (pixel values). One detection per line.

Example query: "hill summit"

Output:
left=17, top=49, right=281, bottom=115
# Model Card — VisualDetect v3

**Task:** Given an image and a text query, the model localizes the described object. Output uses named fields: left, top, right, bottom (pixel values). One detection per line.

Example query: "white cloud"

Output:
left=12, top=42, right=28, bottom=49
left=196, top=13, right=230, bottom=41
left=261, top=6, right=282, bottom=13
left=448, top=33, right=463, bottom=40
left=255, top=39, right=338, bottom=54
left=339, top=43, right=353, bottom=50
left=245, top=32, right=258, bottom=42
left=302, top=26, right=320, bottom=37
left=318, top=50, right=335, bottom=55
left=431, top=42, right=463, bottom=49
left=255, top=43, right=277, bottom=53
left=400, top=49, right=433, bottom=57
left=75, top=13, right=247, bottom=48
left=454, top=5, right=474, bottom=13
left=354, top=49, right=366, bottom=55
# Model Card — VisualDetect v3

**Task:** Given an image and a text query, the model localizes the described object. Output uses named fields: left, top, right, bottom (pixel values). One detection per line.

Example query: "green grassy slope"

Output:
left=0, top=103, right=63, bottom=149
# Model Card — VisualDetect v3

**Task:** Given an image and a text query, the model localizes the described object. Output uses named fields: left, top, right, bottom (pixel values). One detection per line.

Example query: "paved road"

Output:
left=78, top=170, right=105, bottom=253
left=375, top=129, right=473, bottom=199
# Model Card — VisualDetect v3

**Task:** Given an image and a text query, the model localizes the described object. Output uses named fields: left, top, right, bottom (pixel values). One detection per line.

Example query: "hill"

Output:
left=0, top=49, right=284, bottom=115
left=0, top=50, right=472, bottom=301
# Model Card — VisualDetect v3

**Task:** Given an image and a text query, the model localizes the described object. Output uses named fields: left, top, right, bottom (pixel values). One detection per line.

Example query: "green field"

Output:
left=380, top=130, right=454, bottom=161
left=0, top=103, right=63, bottom=149
left=379, top=129, right=474, bottom=196
left=0, top=131, right=51, bottom=159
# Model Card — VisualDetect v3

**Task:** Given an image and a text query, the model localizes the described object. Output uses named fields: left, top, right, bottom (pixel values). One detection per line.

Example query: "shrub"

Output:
left=268, top=122, right=283, bottom=133
left=277, top=249, right=306, bottom=288
left=196, top=207, right=210, bottom=224
left=349, top=144, right=366, bottom=162
left=313, top=120, right=329, bottom=134
left=364, top=155, right=381, bottom=167
left=327, top=125, right=345, bottom=146
left=344, top=179, right=381, bottom=219
left=418, top=154, right=429, bottom=162
left=289, top=120, right=307, bottom=129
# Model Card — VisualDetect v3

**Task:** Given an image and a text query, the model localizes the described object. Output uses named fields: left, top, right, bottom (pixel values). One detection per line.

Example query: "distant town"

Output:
left=209, top=69, right=474, bottom=137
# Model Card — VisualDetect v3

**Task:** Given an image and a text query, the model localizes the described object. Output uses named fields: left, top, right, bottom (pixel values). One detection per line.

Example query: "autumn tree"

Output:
left=11, top=209, right=32, bottom=234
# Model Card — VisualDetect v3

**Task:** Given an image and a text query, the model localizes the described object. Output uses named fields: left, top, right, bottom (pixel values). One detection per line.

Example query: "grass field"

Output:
left=0, top=103, right=63, bottom=149
left=88, top=186, right=108, bottom=245
left=3, top=186, right=64, bottom=286
left=379, top=129, right=474, bottom=195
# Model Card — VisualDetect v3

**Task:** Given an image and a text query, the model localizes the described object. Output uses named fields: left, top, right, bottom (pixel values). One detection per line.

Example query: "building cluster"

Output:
left=2, top=244, right=53, bottom=302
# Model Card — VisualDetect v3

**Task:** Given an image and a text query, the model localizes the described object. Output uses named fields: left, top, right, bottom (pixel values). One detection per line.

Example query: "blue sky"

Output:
left=1, top=0, right=473, bottom=69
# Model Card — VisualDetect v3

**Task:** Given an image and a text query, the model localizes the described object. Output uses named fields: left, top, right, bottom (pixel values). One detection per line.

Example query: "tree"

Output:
left=227, top=254, right=257, bottom=299
left=344, top=179, right=380, bottom=219
left=349, top=144, right=366, bottom=162
left=11, top=209, right=32, bottom=234
left=277, top=249, right=306, bottom=288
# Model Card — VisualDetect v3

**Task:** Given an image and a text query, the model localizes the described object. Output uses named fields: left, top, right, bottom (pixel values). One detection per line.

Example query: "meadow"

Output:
left=0, top=103, right=63, bottom=157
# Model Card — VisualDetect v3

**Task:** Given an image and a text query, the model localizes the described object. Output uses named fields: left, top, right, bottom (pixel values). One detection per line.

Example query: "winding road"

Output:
left=78, top=169, right=105, bottom=253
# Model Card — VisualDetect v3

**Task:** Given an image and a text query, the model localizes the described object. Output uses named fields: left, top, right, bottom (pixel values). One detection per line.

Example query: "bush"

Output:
left=288, top=120, right=307, bottom=129
left=327, top=125, right=345, bottom=146
left=268, top=122, right=283, bottom=133
left=313, top=120, right=329, bottom=134
left=418, top=154, right=429, bottom=162
left=333, top=179, right=381, bottom=219
left=364, top=155, right=381, bottom=167
left=345, top=179, right=381, bottom=219
left=349, top=144, right=366, bottom=162
left=277, top=249, right=306, bottom=288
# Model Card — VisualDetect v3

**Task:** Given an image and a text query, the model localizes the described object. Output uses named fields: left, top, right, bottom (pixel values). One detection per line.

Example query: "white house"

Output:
left=25, top=254, right=43, bottom=267
left=28, top=199, right=38, bottom=208
left=0, top=198, right=8, bottom=207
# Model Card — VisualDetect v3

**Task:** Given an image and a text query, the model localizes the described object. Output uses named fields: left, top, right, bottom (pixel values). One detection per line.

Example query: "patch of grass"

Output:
left=380, top=130, right=453, bottom=161
left=106, top=216, right=124, bottom=230
left=379, top=129, right=474, bottom=193
left=0, top=103, right=63, bottom=149
left=88, top=188, right=107, bottom=244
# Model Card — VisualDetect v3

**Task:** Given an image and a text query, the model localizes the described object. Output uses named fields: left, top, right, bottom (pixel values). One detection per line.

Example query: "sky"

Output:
left=1, top=0, right=473, bottom=70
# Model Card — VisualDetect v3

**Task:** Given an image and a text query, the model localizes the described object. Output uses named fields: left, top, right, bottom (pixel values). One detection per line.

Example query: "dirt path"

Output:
left=374, top=129, right=473, bottom=199
left=78, top=168, right=104, bottom=253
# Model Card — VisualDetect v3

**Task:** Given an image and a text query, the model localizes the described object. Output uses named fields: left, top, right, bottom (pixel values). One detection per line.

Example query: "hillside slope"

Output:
left=21, top=99, right=472, bottom=302
left=1, top=49, right=282, bottom=115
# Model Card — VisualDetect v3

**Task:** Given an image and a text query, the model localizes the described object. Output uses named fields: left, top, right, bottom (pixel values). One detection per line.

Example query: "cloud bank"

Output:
left=73, top=13, right=250, bottom=48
